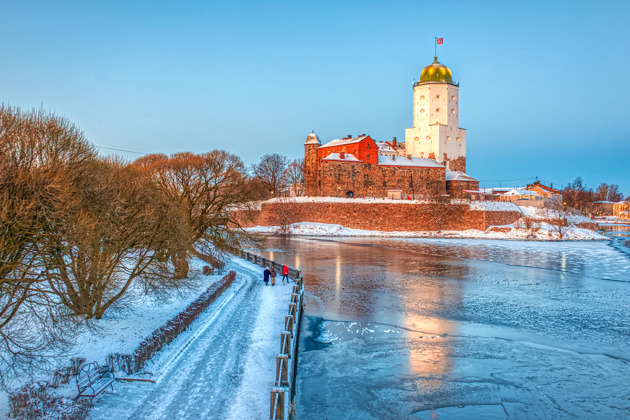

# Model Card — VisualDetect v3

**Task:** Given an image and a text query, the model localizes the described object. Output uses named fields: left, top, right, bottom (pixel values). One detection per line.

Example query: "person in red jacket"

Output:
left=281, top=264, right=289, bottom=285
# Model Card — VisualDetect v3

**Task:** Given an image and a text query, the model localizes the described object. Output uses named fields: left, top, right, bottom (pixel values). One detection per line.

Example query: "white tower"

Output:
left=404, top=56, right=467, bottom=172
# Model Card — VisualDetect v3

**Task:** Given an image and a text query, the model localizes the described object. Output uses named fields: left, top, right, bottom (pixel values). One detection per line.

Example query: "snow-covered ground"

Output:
left=89, top=257, right=291, bottom=419
left=246, top=221, right=607, bottom=241
left=0, top=256, right=292, bottom=419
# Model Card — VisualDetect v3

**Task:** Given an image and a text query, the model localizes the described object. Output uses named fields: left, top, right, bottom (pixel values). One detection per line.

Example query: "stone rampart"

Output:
left=234, top=201, right=522, bottom=232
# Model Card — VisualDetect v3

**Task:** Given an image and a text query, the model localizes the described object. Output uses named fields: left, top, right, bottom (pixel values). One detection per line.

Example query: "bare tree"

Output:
left=39, top=159, right=187, bottom=319
left=251, top=153, right=289, bottom=198
left=543, top=200, right=570, bottom=240
left=134, top=151, right=256, bottom=278
left=0, top=105, right=95, bottom=377
left=283, top=158, right=305, bottom=196
left=427, top=196, right=464, bottom=233
left=269, top=198, right=300, bottom=235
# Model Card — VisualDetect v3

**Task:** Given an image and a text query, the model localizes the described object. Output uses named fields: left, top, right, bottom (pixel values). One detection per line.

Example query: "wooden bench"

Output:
left=76, top=362, right=114, bottom=399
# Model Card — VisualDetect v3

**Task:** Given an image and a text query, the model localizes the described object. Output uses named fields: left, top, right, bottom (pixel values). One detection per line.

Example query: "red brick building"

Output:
left=304, top=133, right=478, bottom=198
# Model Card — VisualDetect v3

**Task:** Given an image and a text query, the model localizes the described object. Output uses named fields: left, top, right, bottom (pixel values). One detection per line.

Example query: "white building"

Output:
left=405, top=55, right=467, bottom=172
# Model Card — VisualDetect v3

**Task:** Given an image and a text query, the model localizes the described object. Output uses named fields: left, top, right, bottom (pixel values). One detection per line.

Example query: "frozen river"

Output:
left=258, top=237, right=630, bottom=419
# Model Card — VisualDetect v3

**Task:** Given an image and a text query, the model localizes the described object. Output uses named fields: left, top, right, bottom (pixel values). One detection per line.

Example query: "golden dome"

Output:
left=419, top=57, right=453, bottom=84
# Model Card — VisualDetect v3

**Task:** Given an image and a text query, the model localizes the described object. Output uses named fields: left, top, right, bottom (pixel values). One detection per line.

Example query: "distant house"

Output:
left=524, top=181, right=562, bottom=203
left=470, top=182, right=560, bottom=207
left=591, top=201, right=615, bottom=216
left=619, top=210, right=630, bottom=221
left=613, top=201, right=630, bottom=216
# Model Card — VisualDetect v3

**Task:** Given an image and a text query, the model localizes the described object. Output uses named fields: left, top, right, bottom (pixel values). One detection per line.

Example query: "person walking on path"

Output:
left=263, top=267, right=270, bottom=286
left=270, top=266, right=277, bottom=286
left=281, top=264, right=289, bottom=285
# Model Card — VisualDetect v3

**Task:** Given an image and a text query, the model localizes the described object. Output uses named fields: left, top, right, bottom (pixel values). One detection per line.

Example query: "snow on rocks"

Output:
left=246, top=221, right=608, bottom=241
left=469, top=201, right=521, bottom=212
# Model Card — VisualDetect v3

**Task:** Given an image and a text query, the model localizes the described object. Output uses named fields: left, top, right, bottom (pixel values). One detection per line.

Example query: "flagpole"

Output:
left=434, top=36, right=437, bottom=61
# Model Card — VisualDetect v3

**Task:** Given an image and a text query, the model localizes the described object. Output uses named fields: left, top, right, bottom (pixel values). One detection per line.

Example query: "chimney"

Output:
left=392, top=137, right=397, bottom=148
left=550, top=183, right=553, bottom=189
left=340, top=151, right=345, bottom=159
left=347, top=134, right=352, bottom=139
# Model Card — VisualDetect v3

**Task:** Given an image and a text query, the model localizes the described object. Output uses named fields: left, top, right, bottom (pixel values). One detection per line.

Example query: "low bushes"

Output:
left=8, top=357, right=89, bottom=419
left=109, top=271, right=236, bottom=374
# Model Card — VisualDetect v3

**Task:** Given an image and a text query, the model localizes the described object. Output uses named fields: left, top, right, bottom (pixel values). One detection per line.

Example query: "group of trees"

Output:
left=251, top=153, right=304, bottom=198
left=0, top=106, right=258, bottom=379
left=561, top=177, right=625, bottom=212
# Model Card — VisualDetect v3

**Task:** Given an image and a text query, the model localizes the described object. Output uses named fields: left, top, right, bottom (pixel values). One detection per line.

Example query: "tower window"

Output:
left=451, top=109, right=455, bottom=114
left=456, top=137, right=461, bottom=141
left=436, top=94, right=440, bottom=99
left=426, top=136, right=431, bottom=140
left=451, top=95, right=455, bottom=100
left=436, top=108, right=441, bottom=112
left=420, top=95, right=425, bottom=100
left=414, top=137, right=419, bottom=142
left=420, top=108, right=425, bottom=113
left=447, top=136, right=451, bottom=140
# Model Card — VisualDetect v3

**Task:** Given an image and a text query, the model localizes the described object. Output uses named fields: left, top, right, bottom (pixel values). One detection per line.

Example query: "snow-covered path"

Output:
left=90, top=258, right=291, bottom=419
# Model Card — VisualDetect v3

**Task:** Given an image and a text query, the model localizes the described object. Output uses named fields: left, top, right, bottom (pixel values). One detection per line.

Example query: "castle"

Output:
left=304, top=55, right=478, bottom=199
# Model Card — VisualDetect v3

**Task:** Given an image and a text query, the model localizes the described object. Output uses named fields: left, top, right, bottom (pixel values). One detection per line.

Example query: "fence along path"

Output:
left=225, top=246, right=305, bottom=420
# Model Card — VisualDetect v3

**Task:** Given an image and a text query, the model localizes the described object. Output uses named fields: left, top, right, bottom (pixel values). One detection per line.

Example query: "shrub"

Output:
left=9, top=381, right=92, bottom=420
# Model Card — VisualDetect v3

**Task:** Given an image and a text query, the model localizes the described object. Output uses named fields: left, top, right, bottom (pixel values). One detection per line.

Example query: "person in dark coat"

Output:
left=263, top=268, right=270, bottom=286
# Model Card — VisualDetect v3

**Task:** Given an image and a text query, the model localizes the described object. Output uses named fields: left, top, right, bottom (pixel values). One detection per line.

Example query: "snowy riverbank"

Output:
left=0, top=256, right=291, bottom=419
left=246, top=221, right=608, bottom=241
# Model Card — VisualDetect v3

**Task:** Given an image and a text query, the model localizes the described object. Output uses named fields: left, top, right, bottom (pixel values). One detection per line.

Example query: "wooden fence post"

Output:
left=280, top=331, right=292, bottom=358
left=285, top=315, right=294, bottom=336
left=288, top=303, right=297, bottom=318
left=270, top=388, right=285, bottom=420
left=275, top=354, right=289, bottom=386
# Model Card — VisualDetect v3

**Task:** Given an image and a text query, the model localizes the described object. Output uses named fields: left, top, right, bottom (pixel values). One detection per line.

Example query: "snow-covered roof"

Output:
left=377, top=155, right=444, bottom=168
left=503, top=189, right=541, bottom=197
left=620, top=210, right=630, bottom=215
left=322, top=153, right=362, bottom=162
left=319, top=135, right=369, bottom=148
left=445, top=170, right=477, bottom=182
left=377, top=142, right=396, bottom=152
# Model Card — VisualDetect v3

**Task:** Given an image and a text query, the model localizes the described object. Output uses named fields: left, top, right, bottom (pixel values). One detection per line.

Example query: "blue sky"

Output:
left=1, top=0, right=629, bottom=194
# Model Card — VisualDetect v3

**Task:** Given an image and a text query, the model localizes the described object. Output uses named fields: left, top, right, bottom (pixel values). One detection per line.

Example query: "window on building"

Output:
left=436, top=108, right=441, bottom=112
left=436, top=94, right=440, bottom=99
left=414, top=136, right=419, bottom=142
left=383, top=181, right=387, bottom=187
left=426, top=136, right=431, bottom=140
left=451, top=95, right=455, bottom=100
left=420, top=108, right=425, bottom=113
left=367, top=154, right=370, bottom=161
left=364, top=174, right=369, bottom=182
left=367, top=143, right=371, bottom=149
left=420, top=95, right=425, bottom=100
left=451, top=109, right=455, bottom=114
left=456, top=137, right=461, bottom=141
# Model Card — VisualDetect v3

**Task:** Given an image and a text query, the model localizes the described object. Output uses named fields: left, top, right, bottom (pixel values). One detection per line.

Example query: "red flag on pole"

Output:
left=436, top=38, right=444, bottom=45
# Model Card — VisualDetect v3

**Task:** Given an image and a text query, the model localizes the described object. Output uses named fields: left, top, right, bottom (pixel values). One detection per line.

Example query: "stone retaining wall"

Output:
left=235, top=201, right=523, bottom=232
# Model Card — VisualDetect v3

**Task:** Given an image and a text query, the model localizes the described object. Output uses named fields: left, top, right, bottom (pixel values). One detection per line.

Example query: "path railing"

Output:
left=224, top=246, right=305, bottom=420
